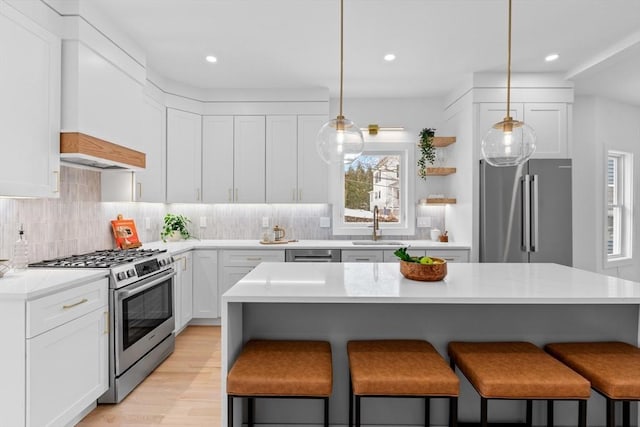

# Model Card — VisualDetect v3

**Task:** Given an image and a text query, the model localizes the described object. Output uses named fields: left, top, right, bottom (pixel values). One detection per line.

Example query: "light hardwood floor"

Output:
left=78, top=326, right=221, bottom=426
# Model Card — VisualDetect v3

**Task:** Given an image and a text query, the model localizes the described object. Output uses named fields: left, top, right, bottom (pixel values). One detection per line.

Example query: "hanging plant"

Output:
left=418, top=128, right=436, bottom=180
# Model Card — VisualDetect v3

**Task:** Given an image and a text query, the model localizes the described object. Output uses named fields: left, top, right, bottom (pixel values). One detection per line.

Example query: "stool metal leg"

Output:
left=547, top=400, right=554, bottom=427
left=425, top=397, right=430, bottom=427
left=355, top=396, right=361, bottom=427
left=248, top=397, right=254, bottom=427
left=526, top=400, right=533, bottom=427
left=324, top=397, right=329, bottom=427
left=349, top=372, right=353, bottom=427
left=623, top=400, right=630, bottom=427
left=228, top=396, right=233, bottom=427
left=606, top=398, right=615, bottom=427
left=449, top=397, right=458, bottom=427
left=578, top=400, right=587, bottom=427
left=480, top=397, right=488, bottom=427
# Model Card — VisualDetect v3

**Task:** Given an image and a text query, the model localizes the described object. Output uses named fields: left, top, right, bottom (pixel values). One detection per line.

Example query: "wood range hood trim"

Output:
left=60, top=132, right=146, bottom=170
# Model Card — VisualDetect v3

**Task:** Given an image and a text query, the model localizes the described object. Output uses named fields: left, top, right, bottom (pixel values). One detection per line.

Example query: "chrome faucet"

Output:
left=372, top=205, right=380, bottom=241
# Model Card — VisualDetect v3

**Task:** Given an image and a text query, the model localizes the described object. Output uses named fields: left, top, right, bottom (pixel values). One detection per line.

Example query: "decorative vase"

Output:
left=166, top=230, right=182, bottom=242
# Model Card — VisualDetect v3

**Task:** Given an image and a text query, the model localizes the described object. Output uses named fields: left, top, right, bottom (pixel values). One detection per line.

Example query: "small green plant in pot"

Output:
left=161, top=214, right=192, bottom=242
left=418, top=127, right=436, bottom=180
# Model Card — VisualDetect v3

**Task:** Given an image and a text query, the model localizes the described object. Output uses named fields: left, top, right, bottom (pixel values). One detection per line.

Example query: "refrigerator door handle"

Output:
left=521, top=174, right=531, bottom=252
left=531, top=174, right=539, bottom=252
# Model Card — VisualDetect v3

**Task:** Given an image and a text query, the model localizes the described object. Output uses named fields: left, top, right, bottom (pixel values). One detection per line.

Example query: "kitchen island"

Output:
left=222, top=262, right=640, bottom=427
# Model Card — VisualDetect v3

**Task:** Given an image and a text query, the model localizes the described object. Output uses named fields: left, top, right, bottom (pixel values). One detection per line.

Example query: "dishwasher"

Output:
left=285, top=249, right=341, bottom=262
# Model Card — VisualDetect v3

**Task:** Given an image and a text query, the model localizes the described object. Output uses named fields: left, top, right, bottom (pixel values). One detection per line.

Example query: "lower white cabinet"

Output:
left=173, top=251, right=193, bottom=333
left=27, top=307, right=108, bottom=427
left=342, top=250, right=384, bottom=262
left=193, top=249, right=219, bottom=318
left=383, top=249, right=470, bottom=263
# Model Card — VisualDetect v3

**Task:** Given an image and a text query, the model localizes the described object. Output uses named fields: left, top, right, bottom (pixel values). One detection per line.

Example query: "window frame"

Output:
left=604, top=149, right=633, bottom=267
left=329, top=142, right=415, bottom=237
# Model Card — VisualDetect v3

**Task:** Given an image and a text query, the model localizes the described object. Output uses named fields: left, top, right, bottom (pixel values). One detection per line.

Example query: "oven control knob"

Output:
left=159, top=259, right=166, bottom=266
left=127, top=269, right=136, bottom=278
left=117, top=271, right=127, bottom=281
left=169, top=256, right=175, bottom=264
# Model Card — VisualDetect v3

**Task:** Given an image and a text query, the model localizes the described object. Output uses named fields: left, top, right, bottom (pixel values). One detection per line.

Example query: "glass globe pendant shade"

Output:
left=481, top=118, right=536, bottom=167
left=316, top=115, right=364, bottom=164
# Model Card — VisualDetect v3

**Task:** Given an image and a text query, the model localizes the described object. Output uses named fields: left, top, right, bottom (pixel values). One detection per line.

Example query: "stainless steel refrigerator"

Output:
left=479, top=159, right=572, bottom=265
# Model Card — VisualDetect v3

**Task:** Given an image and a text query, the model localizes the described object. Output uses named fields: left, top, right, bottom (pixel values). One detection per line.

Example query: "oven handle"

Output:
left=117, top=271, right=176, bottom=300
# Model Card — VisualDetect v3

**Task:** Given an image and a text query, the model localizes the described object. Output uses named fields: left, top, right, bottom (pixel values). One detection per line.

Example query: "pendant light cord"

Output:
left=339, top=0, right=344, bottom=118
left=506, top=0, right=512, bottom=116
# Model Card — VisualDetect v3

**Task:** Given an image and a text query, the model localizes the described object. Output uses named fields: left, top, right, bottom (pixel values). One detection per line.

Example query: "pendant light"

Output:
left=481, top=0, right=536, bottom=167
left=316, top=0, right=364, bottom=165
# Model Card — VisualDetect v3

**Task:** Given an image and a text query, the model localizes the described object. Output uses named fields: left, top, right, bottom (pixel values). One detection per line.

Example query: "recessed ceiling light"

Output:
left=384, top=53, right=396, bottom=62
left=545, top=53, right=559, bottom=62
left=205, top=55, right=218, bottom=63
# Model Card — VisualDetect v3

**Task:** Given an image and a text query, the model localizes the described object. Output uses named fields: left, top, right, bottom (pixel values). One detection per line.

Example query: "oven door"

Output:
left=114, top=269, right=176, bottom=376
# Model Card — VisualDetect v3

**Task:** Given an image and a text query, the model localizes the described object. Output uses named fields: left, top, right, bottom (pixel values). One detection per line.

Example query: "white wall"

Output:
left=573, top=95, right=640, bottom=281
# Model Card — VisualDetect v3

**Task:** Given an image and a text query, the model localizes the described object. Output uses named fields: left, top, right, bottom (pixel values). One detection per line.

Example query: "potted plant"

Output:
left=418, top=127, right=436, bottom=180
left=160, top=214, right=192, bottom=242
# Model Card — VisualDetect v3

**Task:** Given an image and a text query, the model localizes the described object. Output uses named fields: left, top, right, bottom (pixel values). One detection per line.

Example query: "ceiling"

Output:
left=80, top=0, right=640, bottom=104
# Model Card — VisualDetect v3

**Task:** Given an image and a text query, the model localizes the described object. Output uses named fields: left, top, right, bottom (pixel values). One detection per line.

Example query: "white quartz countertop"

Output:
left=141, top=239, right=470, bottom=254
left=223, top=262, right=640, bottom=304
left=0, top=269, right=108, bottom=300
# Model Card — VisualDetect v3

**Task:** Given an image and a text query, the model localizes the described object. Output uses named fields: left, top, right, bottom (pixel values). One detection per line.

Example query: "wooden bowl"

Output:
left=400, top=258, right=447, bottom=281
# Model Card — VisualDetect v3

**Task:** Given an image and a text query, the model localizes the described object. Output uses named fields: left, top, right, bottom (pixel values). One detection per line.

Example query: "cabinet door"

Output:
left=298, top=115, right=329, bottom=203
left=523, top=103, right=568, bottom=158
left=342, top=250, right=384, bottom=262
left=220, top=266, right=254, bottom=298
left=0, top=3, right=60, bottom=198
left=136, top=96, right=166, bottom=202
left=425, top=249, right=470, bottom=263
left=27, top=307, right=108, bottom=427
left=202, top=116, right=234, bottom=203
left=181, top=252, right=193, bottom=327
left=167, top=108, right=202, bottom=203
left=193, top=250, right=218, bottom=319
left=266, top=115, right=298, bottom=203
left=234, top=116, right=266, bottom=203
left=478, top=103, right=524, bottom=142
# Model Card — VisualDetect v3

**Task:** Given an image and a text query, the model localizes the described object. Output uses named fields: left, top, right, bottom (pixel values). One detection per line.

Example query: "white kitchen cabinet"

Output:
left=173, top=251, right=193, bottom=333
left=266, top=115, right=298, bottom=202
left=219, top=250, right=285, bottom=309
left=234, top=116, right=266, bottom=203
left=478, top=103, right=569, bottom=158
left=297, top=115, right=329, bottom=202
left=27, top=307, right=108, bottom=427
left=383, top=249, right=470, bottom=263
left=193, top=249, right=219, bottom=318
left=167, top=108, right=203, bottom=203
left=342, top=250, right=384, bottom=262
left=0, top=2, right=60, bottom=198
left=136, top=95, right=167, bottom=202
left=202, top=116, right=234, bottom=203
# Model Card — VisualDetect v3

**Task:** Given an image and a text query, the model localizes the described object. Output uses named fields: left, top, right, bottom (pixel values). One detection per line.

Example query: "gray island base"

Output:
left=222, top=262, right=640, bottom=427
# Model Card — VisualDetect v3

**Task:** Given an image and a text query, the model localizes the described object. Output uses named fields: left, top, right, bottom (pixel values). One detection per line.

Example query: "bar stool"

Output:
left=546, top=341, right=640, bottom=427
left=347, top=340, right=459, bottom=427
left=448, top=341, right=590, bottom=427
left=227, top=340, right=332, bottom=427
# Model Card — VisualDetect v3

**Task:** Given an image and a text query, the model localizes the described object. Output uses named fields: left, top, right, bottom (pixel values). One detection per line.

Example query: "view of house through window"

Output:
left=606, top=150, right=633, bottom=263
left=344, top=154, right=401, bottom=224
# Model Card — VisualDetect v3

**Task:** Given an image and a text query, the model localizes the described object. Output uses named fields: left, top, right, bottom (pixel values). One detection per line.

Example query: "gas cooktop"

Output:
left=29, top=249, right=167, bottom=268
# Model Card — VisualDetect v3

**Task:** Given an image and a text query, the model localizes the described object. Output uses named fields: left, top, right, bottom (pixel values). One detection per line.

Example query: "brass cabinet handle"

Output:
left=62, top=298, right=88, bottom=310
left=196, top=188, right=201, bottom=201
left=182, top=256, right=187, bottom=271
left=104, top=311, right=109, bottom=335
left=246, top=257, right=262, bottom=261
left=53, top=170, right=60, bottom=193
left=137, top=182, right=142, bottom=199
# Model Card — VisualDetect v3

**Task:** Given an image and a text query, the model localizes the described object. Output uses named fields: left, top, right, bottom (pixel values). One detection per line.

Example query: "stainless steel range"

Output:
left=30, top=249, right=176, bottom=403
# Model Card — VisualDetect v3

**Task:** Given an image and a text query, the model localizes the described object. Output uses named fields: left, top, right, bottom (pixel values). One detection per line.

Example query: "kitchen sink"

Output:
left=352, top=241, right=404, bottom=246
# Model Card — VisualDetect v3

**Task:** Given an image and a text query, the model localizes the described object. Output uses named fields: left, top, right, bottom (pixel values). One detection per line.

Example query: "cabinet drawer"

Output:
left=222, top=250, right=285, bottom=267
left=425, top=249, right=470, bottom=263
left=27, top=278, right=108, bottom=338
left=342, top=250, right=384, bottom=263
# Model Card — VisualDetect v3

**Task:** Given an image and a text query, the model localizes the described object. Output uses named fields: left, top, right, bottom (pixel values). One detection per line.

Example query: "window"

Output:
left=606, top=150, right=633, bottom=265
left=330, top=143, right=415, bottom=236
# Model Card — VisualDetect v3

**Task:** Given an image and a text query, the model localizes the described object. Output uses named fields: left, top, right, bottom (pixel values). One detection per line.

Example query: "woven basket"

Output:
left=400, top=258, right=447, bottom=281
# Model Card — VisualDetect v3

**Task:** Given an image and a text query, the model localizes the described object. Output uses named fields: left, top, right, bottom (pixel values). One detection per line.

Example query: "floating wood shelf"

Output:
left=425, top=167, right=456, bottom=176
left=432, top=136, right=456, bottom=147
left=425, top=198, right=457, bottom=205
left=60, top=132, right=146, bottom=169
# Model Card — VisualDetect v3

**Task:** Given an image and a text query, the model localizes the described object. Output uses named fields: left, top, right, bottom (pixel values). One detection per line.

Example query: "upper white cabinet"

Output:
left=167, top=108, right=203, bottom=203
left=266, top=115, right=328, bottom=203
left=234, top=116, right=266, bottom=203
left=478, top=102, right=569, bottom=158
left=136, top=96, right=167, bottom=202
left=0, top=2, right=61, bottom=198
left=202, top=116, right=234, bottom=203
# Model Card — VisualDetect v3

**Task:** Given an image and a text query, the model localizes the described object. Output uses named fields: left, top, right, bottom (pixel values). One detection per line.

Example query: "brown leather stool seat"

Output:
left=227, top=340, right=332, bottom=427
left=448, top=342, right=590, bottom=427
left=347, top=340, right=459, bottom=427
left=546, top=341, right=640, bottom=427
